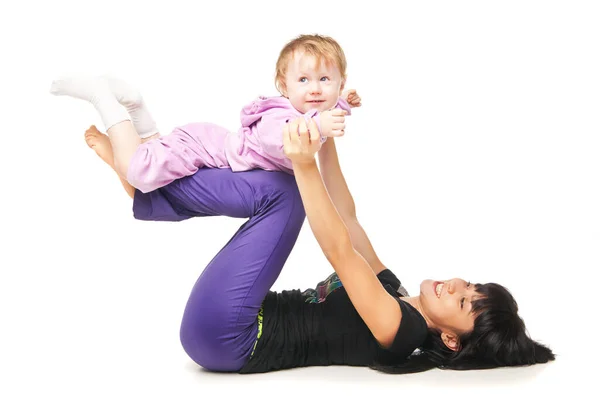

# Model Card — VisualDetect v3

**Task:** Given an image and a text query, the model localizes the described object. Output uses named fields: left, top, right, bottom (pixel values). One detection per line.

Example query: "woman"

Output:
left=80, top=114, right=554, bottom=374
left=52, top=69, right=554, bottom=373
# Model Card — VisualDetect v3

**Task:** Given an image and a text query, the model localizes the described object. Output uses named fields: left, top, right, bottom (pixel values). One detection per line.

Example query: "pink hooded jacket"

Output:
left=226, top=95, right=352, bottom=174
left=127, top=96, right=351, bottom=193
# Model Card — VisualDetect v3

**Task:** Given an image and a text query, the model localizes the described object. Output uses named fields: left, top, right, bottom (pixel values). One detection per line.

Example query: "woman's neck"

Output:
left=399, top=296, right=435, bottom=329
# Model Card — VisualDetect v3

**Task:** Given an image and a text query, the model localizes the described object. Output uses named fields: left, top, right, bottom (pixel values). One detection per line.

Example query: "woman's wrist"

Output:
left=292, top=159, right=319, bottom=171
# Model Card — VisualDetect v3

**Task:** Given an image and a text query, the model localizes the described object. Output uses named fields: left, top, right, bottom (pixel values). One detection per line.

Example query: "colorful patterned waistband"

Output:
left=249, top=305, right=264, bottom=358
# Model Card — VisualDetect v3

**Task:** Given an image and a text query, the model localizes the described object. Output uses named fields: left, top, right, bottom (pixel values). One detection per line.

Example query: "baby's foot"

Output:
left=50, top=76, right=112, bottom=103
left=84, top=125, right=115, bottom=168
left=101, top=74, right=159, bottom=139
left=101, top=75, right=143, bottom=108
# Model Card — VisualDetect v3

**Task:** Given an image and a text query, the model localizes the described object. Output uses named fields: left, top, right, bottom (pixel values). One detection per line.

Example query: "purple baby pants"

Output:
left=132, top=167, right=305, bottom=371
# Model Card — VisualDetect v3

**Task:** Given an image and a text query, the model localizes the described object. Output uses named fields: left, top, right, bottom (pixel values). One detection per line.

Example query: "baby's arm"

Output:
left=341, top=89, right=362, bottom=108
left=313, top=109, right=347, bottom=138
left=311, top=97, right=352, bottom=136
left=254, top=112, right=302, bottom=171
left=254, top=99, right=353, bottom=172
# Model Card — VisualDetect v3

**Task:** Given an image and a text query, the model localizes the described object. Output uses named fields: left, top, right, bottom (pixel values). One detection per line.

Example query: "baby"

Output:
left=50, top=34, right=361, bottom=193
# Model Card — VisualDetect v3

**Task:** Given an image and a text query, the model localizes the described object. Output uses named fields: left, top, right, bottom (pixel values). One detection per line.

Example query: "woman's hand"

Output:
left=283, top=117, right=322, bottom=166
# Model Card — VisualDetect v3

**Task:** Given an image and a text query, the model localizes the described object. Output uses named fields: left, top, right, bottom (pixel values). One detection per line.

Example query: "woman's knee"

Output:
left=256, top=172, right=304, bottom=217
left=276, top=180, right=306, bottom=229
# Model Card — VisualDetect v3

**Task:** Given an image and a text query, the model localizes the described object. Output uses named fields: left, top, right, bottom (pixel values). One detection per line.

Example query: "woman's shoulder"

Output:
left=380, top=298, right=428, bottom=359
left=376, top=268, right=410, bottom=297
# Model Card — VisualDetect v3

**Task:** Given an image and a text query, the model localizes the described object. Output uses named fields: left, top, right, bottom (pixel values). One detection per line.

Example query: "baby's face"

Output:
left=282, top=51, right=344, bottom=114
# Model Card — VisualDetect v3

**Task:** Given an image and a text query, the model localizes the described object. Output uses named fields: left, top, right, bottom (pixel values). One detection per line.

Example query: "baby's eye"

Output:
left=299, top=77, right=308, bottom=83
left=320, top=77, right=329, bottom=81
left=460, top=298, right=465, bottom=309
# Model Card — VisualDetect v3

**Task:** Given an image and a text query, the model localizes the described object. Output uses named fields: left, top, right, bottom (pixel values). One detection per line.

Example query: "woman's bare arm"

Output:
left=317, top=138, right=388, bottom=274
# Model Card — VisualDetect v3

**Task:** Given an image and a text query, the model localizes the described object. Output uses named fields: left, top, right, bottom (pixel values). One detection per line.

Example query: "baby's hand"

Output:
left=319, top=108, right=347, bottom=137
left=342, top=89, right=361, bottom=108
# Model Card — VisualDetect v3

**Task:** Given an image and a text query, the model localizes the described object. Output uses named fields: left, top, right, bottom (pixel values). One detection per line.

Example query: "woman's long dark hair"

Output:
left=369, top=282, right=555, bottom=374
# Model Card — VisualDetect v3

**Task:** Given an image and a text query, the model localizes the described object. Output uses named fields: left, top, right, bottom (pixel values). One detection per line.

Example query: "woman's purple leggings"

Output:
left=132, top=167, right=305, bottom=371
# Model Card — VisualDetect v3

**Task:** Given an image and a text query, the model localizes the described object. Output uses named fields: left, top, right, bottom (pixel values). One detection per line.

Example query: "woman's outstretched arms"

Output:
left=283, top=118, right=401, bottom=348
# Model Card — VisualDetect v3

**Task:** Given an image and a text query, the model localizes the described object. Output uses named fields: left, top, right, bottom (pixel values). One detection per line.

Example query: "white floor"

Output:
left=0, top=333, right=583, bottom=398
left=2, top=0, right=598, bottom=398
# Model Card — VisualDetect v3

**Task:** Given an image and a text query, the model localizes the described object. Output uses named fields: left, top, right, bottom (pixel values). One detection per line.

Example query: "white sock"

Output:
left=50, top=76, right=130, bottom=131
left=102, top=75, right=159, bottom=139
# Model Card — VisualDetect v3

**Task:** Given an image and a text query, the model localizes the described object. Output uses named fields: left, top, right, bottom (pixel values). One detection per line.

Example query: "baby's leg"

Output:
left=127, top=122, right=231, bottom=193
left=141, top=133, right=160, bottom=143
left=103, top=75, right=160, bottom=139
left=85, top=120, right=229, bottom=196
left=50, top=76, right=142, bottom=181
left=105, top=120, right=142, bottom=181
left=84, top=125, right=135, bottom=199
left=50, top=76, right=229, bottom=193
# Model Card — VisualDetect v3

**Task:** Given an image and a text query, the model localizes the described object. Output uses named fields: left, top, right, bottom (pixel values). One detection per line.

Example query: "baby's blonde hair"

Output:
left=275, top=34, right=347, bottom=95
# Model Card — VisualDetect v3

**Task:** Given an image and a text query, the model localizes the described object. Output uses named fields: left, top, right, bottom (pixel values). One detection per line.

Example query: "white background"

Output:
left=1, top=0, right=598, bottom=398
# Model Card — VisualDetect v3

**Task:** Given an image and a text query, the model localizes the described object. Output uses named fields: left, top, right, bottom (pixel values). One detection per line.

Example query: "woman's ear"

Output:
left=441, top=332, right=462, bottom=352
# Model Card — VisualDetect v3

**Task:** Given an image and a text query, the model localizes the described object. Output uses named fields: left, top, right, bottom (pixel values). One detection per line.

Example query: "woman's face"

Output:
left=419, top=278, right=481, bottom=349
